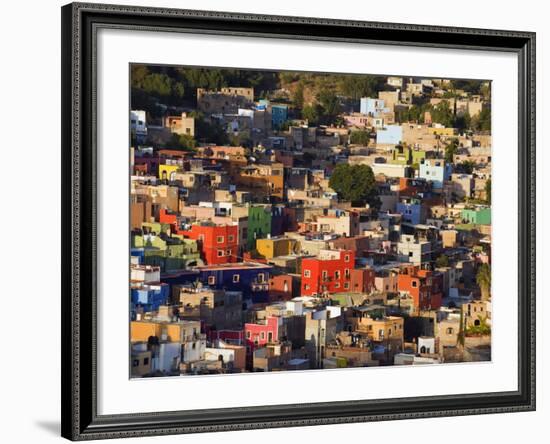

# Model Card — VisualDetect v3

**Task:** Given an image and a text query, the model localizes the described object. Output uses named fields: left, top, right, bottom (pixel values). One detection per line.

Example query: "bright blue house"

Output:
left=131, top=283, right=170, bottom=313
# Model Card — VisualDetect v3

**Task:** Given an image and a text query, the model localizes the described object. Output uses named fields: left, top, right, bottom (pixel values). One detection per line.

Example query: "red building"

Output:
left=159, top=209, right=239, bottom=265
left=301, top=250, right=355, bottom=296
left=350, top=267, right=375, bottom=294
left=181, top=223, right=239, bottom=265
left=159, top=208, right=178, bottom=227
left=208, top=329, right=244, bottom=345
left=397, top=265, right=443, bottom=311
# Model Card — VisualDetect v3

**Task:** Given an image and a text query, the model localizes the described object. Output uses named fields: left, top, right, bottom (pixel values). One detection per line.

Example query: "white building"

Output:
left=130, top=110, right=147, bottom=143
left=397, top=234, right=432, bottom=265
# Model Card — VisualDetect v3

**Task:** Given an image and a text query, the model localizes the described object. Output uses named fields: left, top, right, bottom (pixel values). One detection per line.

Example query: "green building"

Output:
left=460, top=207, right=491, bottom=225
left=132, top=233, right=202, bottom=271
left=141, top=221, right=171, bottom=235
left=247, top=205, right=272, bottom=250
left=390, top=145, right=426, bottom=166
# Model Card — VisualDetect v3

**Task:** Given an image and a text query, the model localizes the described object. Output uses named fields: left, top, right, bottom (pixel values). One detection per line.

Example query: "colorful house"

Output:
left=301, top=249, right=355, bottom=296
left=460, top=207, right=491, bottom=225
left=271, top=104, right=288, bottom=129
left=196, top=262, right=273, bottom=303
left=158, top=164, right=180, bottom=181
left=180, top=222, right=239, bottom=265
left=256, top=237, right=297, bottom=259
left=396, top=196, right=426, bottom=225
left=397, top=265, right=443, bottom=311
left=131, top=282, right=170, bottom=312
left=247, top=205, right=272, bottom=250
left=419, top=159, right=452, bottom=189
left=131, top=234, right=202, bottom=271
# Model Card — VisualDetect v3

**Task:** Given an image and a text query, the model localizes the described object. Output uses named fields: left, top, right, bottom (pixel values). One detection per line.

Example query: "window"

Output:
left=246, top=331, right=251, bottom=339
left=268, top=332, right=273, bottom=343
left=446, top=327, right=454, bottom=335
left=208, top=276, right=216, bottom=285
left=143, top=357, right=149, bottom=365
left=345, top=269, right=350, bottom=278
left=304, top=269, right=311, bottom=278
left=334, top=282, right=340, bottom=289
left=217, top=236, right=224, bottom=244
left=132, top=359, right=140, bottom=367
left=226, top=249, right=232, bottom=257
left=257, top=273, right=265, bottom=283
left=260, top=332, right=265, bottom=340
left=217, top=250, right=224, bottom=257
left=344, top=282, right=350, bottom=289
left=228, top=235, right=235, bottom=242
left=334, top=270, right=340, bottom=279
left=233, top=274, right=240, bottom=283
left=412, top=281, right=417, bottom=288
left=304, top=284, right=310, bottom=290
left=322, top=270, right=328, bottom=280
left=409, top=252, right=413, bottom=257
left=344, top=254, right=350, bottom=262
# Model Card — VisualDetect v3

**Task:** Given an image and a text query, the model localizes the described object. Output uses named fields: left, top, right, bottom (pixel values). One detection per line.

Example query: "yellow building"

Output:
left=440, top=229, right=458, bottom=248
left=356, top=315, right=404, bottom=343
left=158, top=164, right=180, bottom=181
left=130, top=320, right=200, bottom=343
left=256, top=237, right=297, bottom=259
left=427, top=127, right=457, bottom=136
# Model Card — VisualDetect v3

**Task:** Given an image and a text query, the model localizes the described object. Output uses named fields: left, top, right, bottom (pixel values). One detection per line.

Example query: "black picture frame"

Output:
left=61, top=2, right=536, bottom=440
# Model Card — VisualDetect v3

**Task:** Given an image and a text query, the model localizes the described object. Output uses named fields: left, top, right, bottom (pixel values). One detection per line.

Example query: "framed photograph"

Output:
left=61, top=2, right=536, bottom=440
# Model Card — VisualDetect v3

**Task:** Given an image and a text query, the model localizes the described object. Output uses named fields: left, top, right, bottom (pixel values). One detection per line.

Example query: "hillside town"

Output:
left=129, top=67, right=492, bottom=377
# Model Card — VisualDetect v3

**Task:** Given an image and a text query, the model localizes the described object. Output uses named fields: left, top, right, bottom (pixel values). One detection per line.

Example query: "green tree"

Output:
left=435, top=255, right=449, bottom=268
left=339, top=76, right=379, bottom=100
left=454, top=112, right=471, bottom=132
left=316, top=89, right=341, bottom=124
left=476, top=263, right=491, bottom=301
left=329, top=164, right=380, bottom=208
left=166, top=133, right=196, bottom=151
left=431, top=100, right=454, bottom=127
left=293, top=81, right=305, bottom=109
left=456, top=160, right=475, bottom=174
left=465, top=315, right=491, bottom=336
left=192, top=114, right=228, bottom=145
left=444, top=138, right=459, bottom=164
left=302, top=104, right=320, bottom=126
left=350, top=130, right=370, bottom=146
left=471, top=108, right=491, bottom=131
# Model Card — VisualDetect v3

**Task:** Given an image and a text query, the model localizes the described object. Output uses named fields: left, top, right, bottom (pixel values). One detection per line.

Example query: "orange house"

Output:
left=180, top=223, right=239, bottom=265
left=397, top=265, right=443, bottom=311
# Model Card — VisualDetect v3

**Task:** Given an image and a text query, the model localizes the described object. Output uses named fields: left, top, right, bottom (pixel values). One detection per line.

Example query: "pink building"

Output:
left=344, top=113, right=370, bottom=128
left=244, top=317, right=280, bottom=352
